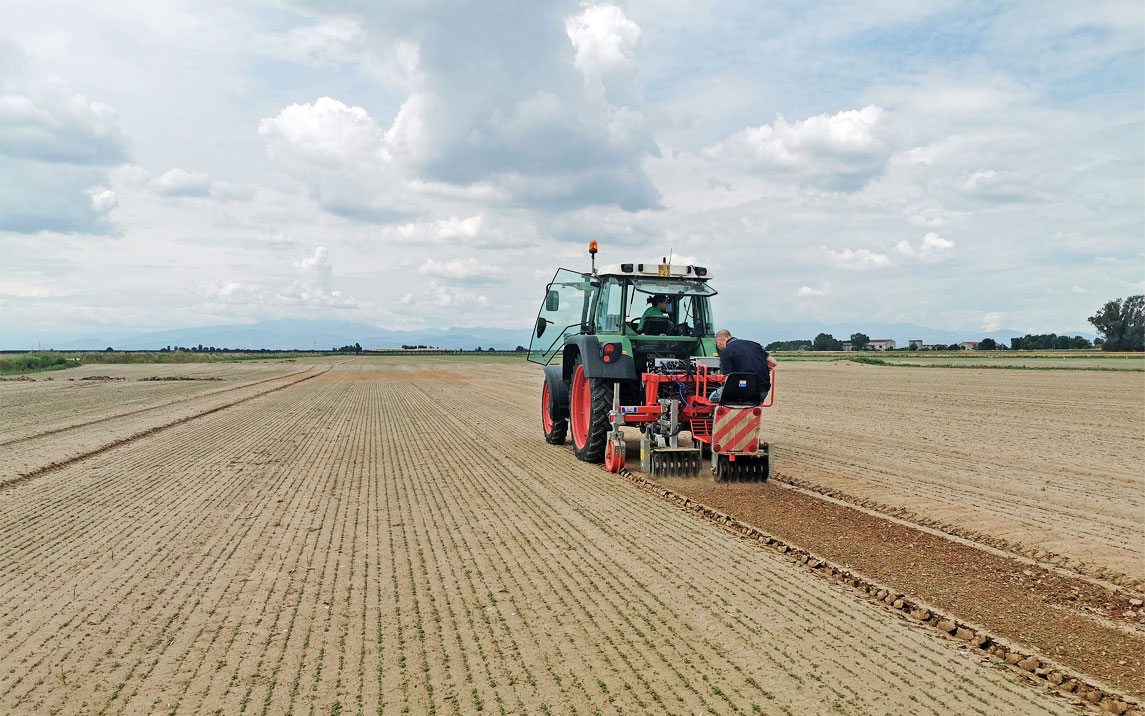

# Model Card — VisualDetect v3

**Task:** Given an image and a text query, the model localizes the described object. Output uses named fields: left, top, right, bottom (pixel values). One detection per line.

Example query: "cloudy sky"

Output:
left=1, top=0, right=1142, bottom=345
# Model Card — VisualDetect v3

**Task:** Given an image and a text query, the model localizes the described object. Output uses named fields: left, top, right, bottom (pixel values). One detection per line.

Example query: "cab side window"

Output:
left=595, top=278, right=624, bottom=333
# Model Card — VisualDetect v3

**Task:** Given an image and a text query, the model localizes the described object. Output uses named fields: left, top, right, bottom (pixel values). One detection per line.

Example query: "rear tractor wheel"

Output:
left=541, top=380, right=567, bottom=445
left=570, top=359, right=613, bottom=463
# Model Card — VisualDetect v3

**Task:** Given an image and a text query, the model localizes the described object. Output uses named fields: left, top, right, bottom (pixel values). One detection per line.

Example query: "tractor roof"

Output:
left=597, top=262, right=712, bottom=280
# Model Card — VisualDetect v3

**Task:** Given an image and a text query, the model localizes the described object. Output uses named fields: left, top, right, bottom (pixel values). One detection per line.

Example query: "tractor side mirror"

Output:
left=545, top=290, right=559, bottom=312
left=536, top=316, right=548, bottom=337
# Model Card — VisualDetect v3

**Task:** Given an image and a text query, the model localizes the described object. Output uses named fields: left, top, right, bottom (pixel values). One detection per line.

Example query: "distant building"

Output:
left=867, top=339, right=896, bottom=351
left=840, top=341, right=854, bottom=352
left=908, top=339, right=924, bottom=349
left=959, top=341, right=978, bottom=350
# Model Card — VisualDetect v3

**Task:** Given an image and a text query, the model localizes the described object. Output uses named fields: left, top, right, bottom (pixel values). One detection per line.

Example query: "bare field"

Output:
left=0, top=361, right=318, bottom=480
left=0, top=358, right=1082, bottom=715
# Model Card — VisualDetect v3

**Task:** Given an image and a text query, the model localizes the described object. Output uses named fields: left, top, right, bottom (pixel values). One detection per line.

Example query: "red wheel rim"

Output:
left=570, top=364, right=590, bottom=449
left=605, top=440, right=618, bottom=472
left=541, top=381, right=554, bottom=433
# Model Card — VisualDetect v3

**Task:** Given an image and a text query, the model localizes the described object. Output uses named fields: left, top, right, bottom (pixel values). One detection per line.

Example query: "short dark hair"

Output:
left=647, top=294, right=668, bottom=305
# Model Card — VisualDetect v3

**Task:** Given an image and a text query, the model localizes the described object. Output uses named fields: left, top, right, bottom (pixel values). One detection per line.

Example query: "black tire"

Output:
left=570, top=358, right=613, bottom=463
left=542, top=380, right=568, bottom=445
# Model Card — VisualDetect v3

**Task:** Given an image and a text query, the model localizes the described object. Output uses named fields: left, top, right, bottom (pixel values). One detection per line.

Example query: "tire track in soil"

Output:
left=0, top=375, right=347, bottom=715
left=0, top=365, right=331, bottom=490
left=0, top=365, right=313, bottom=447
left=0, top=359, right=1095, bottom=715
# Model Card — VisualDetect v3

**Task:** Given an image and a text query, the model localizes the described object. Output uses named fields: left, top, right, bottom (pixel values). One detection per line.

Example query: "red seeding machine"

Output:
left=528, top=242, right=774, bottom=481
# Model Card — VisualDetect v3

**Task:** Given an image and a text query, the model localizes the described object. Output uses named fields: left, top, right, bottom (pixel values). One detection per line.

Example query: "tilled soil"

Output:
left=659, top=476, right=1145, bottom=697
left=0, top=358, right=1077, bottom=715
left=0, top=362, right=320, bottom=481
left=760, top=362, right=1145, bottom=585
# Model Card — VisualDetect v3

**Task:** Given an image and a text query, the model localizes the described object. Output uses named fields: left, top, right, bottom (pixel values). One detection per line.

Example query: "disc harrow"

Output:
left=648, top=448, right=702, bottom=478
left=712, top=452, right=772, bottom=483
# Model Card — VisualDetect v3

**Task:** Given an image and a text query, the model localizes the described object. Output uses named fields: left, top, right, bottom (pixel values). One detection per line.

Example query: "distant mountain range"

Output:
left=2, top=317, right=1098, bottom=352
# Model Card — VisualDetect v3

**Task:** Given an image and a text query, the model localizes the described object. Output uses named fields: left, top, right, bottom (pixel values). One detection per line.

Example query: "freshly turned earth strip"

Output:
left=657, top=474, right=1145, bottom=698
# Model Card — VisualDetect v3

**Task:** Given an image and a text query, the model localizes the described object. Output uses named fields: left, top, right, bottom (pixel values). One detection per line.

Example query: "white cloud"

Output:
left=280, top=246, right=357, bottom=308
left=1071, top=285, right=1087, bottom=294
left=0, top=86, right=127, bottom=165
left=257, top=2, right=661, bottom=216
left=259, top=97, right=390, bottom=167
left=981, top=312, right=1004, bottom=332
left=0, top=50, right=128, bottom=234
left=706, top=105, right=888, bottom=190
left=210, top=182, right=256, bottom=201
left=87, top=187, right=118, bottom=212
left=825, top=247, right=890, bottom=270
left=959, top=169, right=1033, bottom=201
left=432, top=285, right=490, bottom=308
left=894, top=232, right=955, bottom=263
left=400, top=292, right=414, bottom=305
left=419, top=257, right=506, bottom=283
left=151, top=168, right=213, bottom=197
left=201, top=280, right=264, bottom=304
left=566, top=4, right=641, bottom=76
left=797, top=281, right=832, bottom=297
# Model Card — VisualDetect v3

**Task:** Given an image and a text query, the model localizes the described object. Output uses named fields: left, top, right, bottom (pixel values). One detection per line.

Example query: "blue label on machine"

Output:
left=738, top=379, right=748, bottom=387
left=621, top=407, right=639, bottom=414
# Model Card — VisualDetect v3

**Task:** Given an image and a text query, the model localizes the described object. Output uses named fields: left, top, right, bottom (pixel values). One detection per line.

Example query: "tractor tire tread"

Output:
left=545, top=420, right=568, bottom=445
left=573, top=365, right=613, bottom=463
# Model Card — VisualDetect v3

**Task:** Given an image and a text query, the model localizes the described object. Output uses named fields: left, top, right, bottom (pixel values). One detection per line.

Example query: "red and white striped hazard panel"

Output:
left=712, top=406, right=761, bottom=454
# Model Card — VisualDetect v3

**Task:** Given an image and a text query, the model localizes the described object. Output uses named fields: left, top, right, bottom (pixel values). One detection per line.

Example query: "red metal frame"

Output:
left=614, top=365, right=776, bottom=446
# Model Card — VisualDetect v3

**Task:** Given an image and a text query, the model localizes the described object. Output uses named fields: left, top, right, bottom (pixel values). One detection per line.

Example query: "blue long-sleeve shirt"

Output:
left=719, top=338, right=771, bottom=381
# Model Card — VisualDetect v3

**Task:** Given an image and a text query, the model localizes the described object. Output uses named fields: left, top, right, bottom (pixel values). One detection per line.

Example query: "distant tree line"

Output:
left=758, top=294, right=1145, bottom=353
left=1009, top=334, right=1091, bottom=350
left=333, top=343, right=363, bottom=353
left=158, top=345, right=292, bottom=353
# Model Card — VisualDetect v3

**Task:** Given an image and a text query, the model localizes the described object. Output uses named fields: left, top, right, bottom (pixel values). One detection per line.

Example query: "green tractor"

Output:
left=527, top=243, right=773, bottom=480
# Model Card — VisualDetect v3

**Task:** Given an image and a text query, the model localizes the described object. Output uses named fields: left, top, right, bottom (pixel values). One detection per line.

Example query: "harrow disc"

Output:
left=649, top=449, right=701, bottom=478
left=712, top=454, right=771, bottom=483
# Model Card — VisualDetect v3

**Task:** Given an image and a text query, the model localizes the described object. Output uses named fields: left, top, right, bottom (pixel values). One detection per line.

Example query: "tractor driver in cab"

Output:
left=709, top=329, right=777, bottom=403
left=638, top=294, right=670, bottom=333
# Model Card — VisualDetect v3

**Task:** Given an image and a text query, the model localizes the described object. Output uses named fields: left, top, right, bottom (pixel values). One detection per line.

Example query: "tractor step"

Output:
left=645, top=447, right=702, bottom=478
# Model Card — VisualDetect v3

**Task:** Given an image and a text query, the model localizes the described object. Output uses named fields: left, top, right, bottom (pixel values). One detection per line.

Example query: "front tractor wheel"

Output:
left=570, top=359, right=613, bottom=463
left=541, top=380, right=568, bottom=444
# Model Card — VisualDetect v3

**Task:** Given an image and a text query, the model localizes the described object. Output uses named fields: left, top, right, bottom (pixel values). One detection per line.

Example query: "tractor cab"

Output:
left=527, top=262, right=720, bottom=373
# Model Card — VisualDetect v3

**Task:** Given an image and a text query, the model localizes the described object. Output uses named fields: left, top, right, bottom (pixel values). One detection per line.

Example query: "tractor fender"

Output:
left=543, top=365, right=570, bottom=420
left=562, top=335, right=637, bottom=381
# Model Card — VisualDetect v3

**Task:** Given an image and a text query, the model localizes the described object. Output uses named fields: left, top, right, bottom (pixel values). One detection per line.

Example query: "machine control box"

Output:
left=652, top=357, right=721, bottom=372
